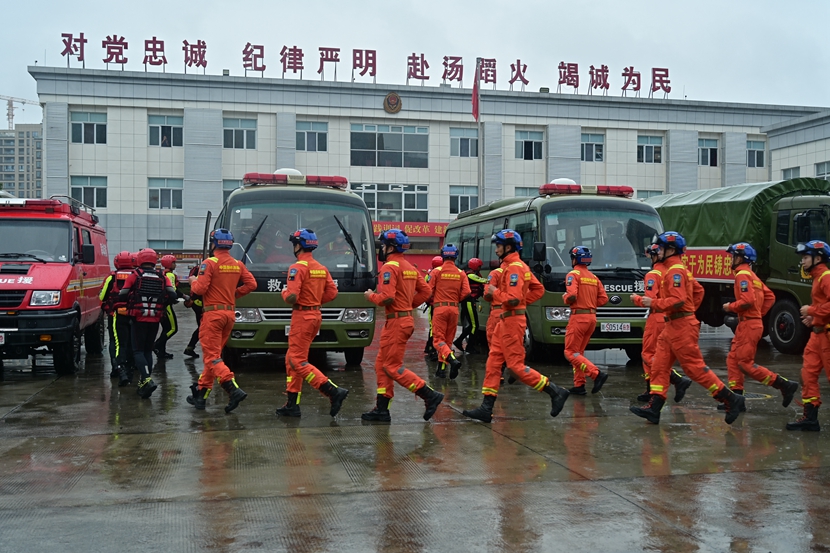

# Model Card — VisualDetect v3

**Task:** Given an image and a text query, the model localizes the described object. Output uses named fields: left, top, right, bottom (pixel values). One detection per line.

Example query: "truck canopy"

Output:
left=645, top=178, right=830, bottom=256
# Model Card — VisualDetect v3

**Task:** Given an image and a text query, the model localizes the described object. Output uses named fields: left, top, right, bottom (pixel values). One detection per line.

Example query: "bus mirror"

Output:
left=532, top=242, right=546, bottom=262
left=81, top=244, right=95, bottom=264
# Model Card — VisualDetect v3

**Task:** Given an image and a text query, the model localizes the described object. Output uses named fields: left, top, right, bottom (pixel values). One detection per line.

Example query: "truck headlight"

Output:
left=545, top=307, right=571, bottom=321
left=234, top=308, right=262, bottom=323
left=30, top=291, right=61, bottom=306
left=343, top=308, right=374, bottom=323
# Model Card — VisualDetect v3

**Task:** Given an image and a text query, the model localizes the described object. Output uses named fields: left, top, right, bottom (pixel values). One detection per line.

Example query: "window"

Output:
left=515, top=187, right=538, bottom=198
left=36, top=181, right=41, bottom=189
left=35, top=171, right=41, bottom=178
left=637, top=136, right=662, bottom=164
left=36, top=151, right=41, bottom=159
left=450, top=186, right=478, bottom=215
left=70, top=176, right=107, bottom=208
left=515, top=131, right=543, bottom=160
left=351, top=183, right=429, bottom=222
left=223, top=118, right=257, bottom=150
left=70, top=112, right=107, bottom=144
left=350, top=124, right=429, bottom=168
left=747, top=141, right=765, bottom=168
left=776, top=210, right=790, bottom=245
left=36, top=141, right=41, bottom=149
left=698, top=139, right=718, bottom=167
left=783, top=167, right=800, bottom=180
left=296, top=121, right=328, bottom=152
left=223, top=180, right=240, bottom=203
left=148, top=240, right=184, bottom=250
left=36, top=161, right=41, bottom=169
left=450, top=128, right=478, bottom=158
left=816, top=162, right=830, bottom=180
left=149, top=115, right=183, bottom=147
left=581, top=133, right=604, bottom=162
left=148, top=178, right=183, bottom=209
left=636, top=190, right=663, bottom=200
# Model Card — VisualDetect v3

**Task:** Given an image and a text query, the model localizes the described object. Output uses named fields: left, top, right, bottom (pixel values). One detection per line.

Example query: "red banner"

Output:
left=373, top=221, right=447, bottom=237
left=681, top=247, right=734, bottom=282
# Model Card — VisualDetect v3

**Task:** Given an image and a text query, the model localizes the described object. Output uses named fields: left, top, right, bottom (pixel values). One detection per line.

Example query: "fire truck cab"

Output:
left=0, top=196, right=109, bottom=376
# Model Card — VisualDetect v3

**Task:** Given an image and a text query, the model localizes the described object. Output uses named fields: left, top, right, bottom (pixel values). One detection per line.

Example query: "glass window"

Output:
left=636, top=190, right=663, bottom=199
left=449, top=185, right=479, bottom=215
left=816, top=161, right=830, bottom=180
left=222, top=118, right=257, bottom=150
left=223, top=179, right=241, bottom=203
left=698, top=138, right=718, bottom=167
left=637, top=136, right=662, bottom=164
left=70, top=176, right=107, bottom=208
left=149, top=115, right=184, bottom=147
left=450, top=128, right=478, bottom=158
left=776, top=210, right=790, bottom=245
left=747, top=140, right=765, bottom=168
left=70, top=112, right=107, bottom=145
left=515, top=130, right=543, bottom=160
left=351, top=183, right=428, bottom=222
left=580, top=133, right=604, bottom=162
left=148, top=240, right=184, bottom=250
left=147, top=178, right=183, bottom=210
left=296, top=121, right=328, bottom=152
left=783, top=167, right=800, bottom=180
left=350, top=124, right=429, bottom=168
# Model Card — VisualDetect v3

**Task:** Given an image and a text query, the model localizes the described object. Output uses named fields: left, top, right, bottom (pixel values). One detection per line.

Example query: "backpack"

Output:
left=103, top=269, right=133, bottom=314
left=127, top=267, right=166, bottom=319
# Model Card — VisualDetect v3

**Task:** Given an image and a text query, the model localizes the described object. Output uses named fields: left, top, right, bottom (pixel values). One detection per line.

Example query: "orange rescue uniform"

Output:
left=281, top=251, right=339, bottom=396
left=563, top=264, right=609, bottom=387
left=633, top=261, right=666, bottom=380
left=368, top=252, right=432, bottom=400
left=725, top=263, right=778, bottom=391
left=191, top=249, right=257, bottom=390
left=428, top=260, right=471, bottom=364
left=800, top=263, right=830, bottom=408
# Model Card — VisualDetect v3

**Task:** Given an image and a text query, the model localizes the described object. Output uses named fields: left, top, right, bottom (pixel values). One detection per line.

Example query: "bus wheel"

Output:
left=623, top=345, right=643, bottom=364
left=344, top=348, right=364, bottom=366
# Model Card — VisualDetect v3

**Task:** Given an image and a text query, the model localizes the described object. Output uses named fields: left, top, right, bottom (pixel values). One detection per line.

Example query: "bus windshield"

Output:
left=225, top=200, right=375, bottom=274
left=0, top=220, right=70, bottom=263
left=541, top=207, right=662, bottom=271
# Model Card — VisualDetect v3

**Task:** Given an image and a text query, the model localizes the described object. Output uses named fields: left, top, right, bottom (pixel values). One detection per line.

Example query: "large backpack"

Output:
left=127, top=267, right=166, bottom=320
left=103, top=269, right=133, bottom=314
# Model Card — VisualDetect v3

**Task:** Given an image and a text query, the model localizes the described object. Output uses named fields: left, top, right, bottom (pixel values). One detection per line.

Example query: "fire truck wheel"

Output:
left=54, top=319, right=82, bottom=376
left=84, top=312, right=105, bottom=355
left=344, top=347, right=364, bottom=366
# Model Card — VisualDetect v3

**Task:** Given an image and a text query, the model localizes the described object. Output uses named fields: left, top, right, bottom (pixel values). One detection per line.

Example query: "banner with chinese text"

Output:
left=681, top=247, right=734, bottom=282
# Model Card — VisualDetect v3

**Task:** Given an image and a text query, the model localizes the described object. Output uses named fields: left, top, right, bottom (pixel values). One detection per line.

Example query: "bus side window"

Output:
left=508, top=212, right=537, bottom=262
left=445, top=228, right=462, bottom=251
left=477, top=220, right=498, bottom=269
left=459, top=225, right=477, bottom=266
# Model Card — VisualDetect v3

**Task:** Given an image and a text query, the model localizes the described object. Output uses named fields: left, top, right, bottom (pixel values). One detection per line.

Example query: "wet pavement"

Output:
left=0, top=307, right=827, bottom=552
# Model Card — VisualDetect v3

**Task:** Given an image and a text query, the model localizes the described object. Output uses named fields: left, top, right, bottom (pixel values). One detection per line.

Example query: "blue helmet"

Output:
left=491, top=229, right=523, bottom=252
left=210, top=228, right=234, bottom=249
left=378, top=228, right=410, bottom=253
left=569, top=245, right=592, bottom=266
left=727, top=242, right=757, bottom=263
left=441, top=244, right=459, bottom=260
left=797, top=240, right=830, bottom=261
left=289, top=228, right=318, bottom=250
left=653, top=231, right=686, bottom=253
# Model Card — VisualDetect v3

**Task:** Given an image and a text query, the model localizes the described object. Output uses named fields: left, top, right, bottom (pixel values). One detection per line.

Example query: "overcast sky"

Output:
left=2, top=0, right=828, bottom=125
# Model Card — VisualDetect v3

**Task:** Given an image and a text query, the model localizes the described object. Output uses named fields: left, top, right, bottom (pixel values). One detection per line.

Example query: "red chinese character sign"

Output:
left=280, top=45, right=304, bottom=77
left=621, top=66, right=641, bottom=97
left=508, top=59, right=528, bottom=91
left=650, top=68, right=671, bottom=98
left=143, top=37, right=167, bottom=71
left=182, top=40, right=207, bottom=73
left=242, top=43, right=266, bottom=75
left=589, top=65, right=610, bottom=95
left=318, top=47, right=340, bottom=80
left=557, top=62, right=579, bottom=93
left=442, top=56, right=463, bottom=85
left=407, top=53, right=429, bottom=84
left=480, top=58, right=497, bottom=88
left=61, top=33, right=87, bottom=68
left=102, top=35, right=128, bottom=68
left=352, top=49, right=377, bottom=83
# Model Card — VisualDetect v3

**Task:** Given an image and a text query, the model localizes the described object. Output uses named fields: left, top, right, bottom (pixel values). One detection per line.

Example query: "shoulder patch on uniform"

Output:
left=383, top=271, right=391, bottom=285
left=740, top=280, right=749, bottom=292
left=198, top=263, right=207, bottom=275
left=673, top=274, right=682, bottom=287
left=646, top=278, right=655, bottom=290
left=509, top=273, right=519, bottom=286
left=288, top=267, right=298, bottom=281
left=567, top=275, right=574, bottom=286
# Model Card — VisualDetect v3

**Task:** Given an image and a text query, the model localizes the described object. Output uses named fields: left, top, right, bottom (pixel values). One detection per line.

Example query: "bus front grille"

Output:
left=259, top=308, right=345, bottom=322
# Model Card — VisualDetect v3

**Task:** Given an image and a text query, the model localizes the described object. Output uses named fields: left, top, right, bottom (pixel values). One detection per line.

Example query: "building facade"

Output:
left=28, top=66, right=827, bottom=256
left=0, top=123, right=43, bottom=198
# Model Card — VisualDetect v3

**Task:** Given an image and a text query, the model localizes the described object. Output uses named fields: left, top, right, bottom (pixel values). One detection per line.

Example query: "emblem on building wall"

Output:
left=383, top=92, right=402, bottom=114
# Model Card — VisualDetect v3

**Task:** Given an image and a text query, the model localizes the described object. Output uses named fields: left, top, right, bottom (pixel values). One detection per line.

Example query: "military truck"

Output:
left=646, top=178, right=830, bottom=355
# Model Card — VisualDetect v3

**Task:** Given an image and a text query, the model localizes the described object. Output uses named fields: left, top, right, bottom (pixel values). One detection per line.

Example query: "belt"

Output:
left=293, top=305, right=321, bottom=311
left=387, top=311, right=412, bottom=319
left=667, top=311, right=694, bottom=320
left=739, top=316, right=761, bottom=321
left=501, top=309, right=526, bottom=319
left=434, top=302, right=458, bottom=307
left=203, top=304, right=234, bottom=312
left=813, top=326, right=828, bottom=334
left=492, top=304, right=502, bottom=309
left=573, top=308, right=596, bottom=315
left=648, top=309, right=663, bottom=315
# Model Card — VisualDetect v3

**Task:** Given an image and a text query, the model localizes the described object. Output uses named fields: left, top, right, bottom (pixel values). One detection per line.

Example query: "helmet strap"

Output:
left=730, top=254, right=744, bottom=272
left=293, top=243, right=302, bottom=258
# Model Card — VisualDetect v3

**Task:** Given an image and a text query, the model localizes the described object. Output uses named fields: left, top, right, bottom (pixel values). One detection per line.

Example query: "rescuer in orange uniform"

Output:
left=631, top=244, right=692, bottom=403
left=362, top=229, right=444, bottom=422
left=787, top=240, right=830, bottom=431
left=563, top=246, right=610, bottom=395
left=423, top=255, right=443, bottom=361
left=275, top=228, right=349, bottom=418
left=186, top=229, right=257, bottom=413
left=462, top=229, right=570, bottom=423
left=723, top=242, right=798, bottom=408
left=631, top=232, right=745, bottom=425
left=428, top=244, right=470, bottom=379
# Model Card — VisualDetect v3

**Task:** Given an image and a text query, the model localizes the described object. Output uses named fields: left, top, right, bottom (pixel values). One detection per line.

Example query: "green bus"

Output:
left=216, top=170, right=377, bottom=367
left=444, top=180, right=664, bottom=362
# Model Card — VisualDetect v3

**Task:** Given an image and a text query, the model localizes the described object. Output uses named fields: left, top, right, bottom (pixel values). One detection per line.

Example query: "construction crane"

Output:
left=0, top=95, right=40, bottom=130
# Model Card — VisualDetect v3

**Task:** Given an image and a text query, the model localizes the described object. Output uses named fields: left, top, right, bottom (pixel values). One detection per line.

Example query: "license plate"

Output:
left=284, top=326, right=320, bottom=336
left=601, top=322, right=630, bottom=332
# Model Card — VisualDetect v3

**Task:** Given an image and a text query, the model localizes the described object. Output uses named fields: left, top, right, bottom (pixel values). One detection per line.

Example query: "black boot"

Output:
left=276, top=392, right=302, bottom=417
left=415, top=385, right=444, bottom=421
left=786, top=403, right=820, bottom=431
left=453, top=337, right=465, bottom=353
left=220, top=379, right=247, bottom=413
left=118, top=364, right=131, bottom=387
left=717, top=389, right=746, bottom=412
left=136, top=377, right=158, bottom=399
left=361, top=395, right=391, bottom=422
left=183, top=347, right=200, bottom=359
left=591, top=371, right=608, bottom=394
left=670, top=370, right=692, bottom=403
left=462, top=395, right=497, bottom=423
left=714, top=387, right=745, bottom=424
left=636, top=379, right=651, bottom=403
left=772, top=375, right=799, bottom=408
left=568, top=385, right=587, bottom=396
left=186, top=383, right=210, bottom=410
left=435, top=363, right=447, bottom=378
left=448, top=354, right=463, bottom=380
left=629, top=395, right=666, bottom=424
left=543, top=381, right=570, bottom=417
left=319, top=380, right=349, bottom=417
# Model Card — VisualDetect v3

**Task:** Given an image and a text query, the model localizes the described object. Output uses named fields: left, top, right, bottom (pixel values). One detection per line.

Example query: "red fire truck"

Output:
left=0, top=196, right=109, bottom=376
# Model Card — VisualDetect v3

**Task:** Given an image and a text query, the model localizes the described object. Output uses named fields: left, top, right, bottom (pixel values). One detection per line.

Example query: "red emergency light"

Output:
left=538, top=182, right=634, bottom=199
left=242, top=172, right=348, bottom=189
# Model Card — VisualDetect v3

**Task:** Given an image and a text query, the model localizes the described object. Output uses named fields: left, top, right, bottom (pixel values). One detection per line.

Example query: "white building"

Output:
left=28, top=66, right=826, bottom=256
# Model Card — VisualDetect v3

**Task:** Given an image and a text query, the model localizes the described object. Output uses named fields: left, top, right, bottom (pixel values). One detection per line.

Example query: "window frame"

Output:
left=515, top=130, right=543, bottom=161
left=637, top=136, right=663, bottom=164
left=450, top=128, right=479, bottom=158
left=746, top=140, right=765, bottom=168
left=70, top=112, right=107, bottom=145
left=350, top=124, right=429, bottom=168
left=698, top=138, right=718, bottom=167
left=580, top=133, right=605, bottom=163
left=296, top=121, right=329, bottom=153
left=783, top=167, right=800, bottom=180
left=70, top=176, right=107, bottom=208
left=148, top=178, right=184, bottom=210
left=149, top=115, right=184, bottom=148
left=222, top=118, right=257, bottom=150
left=449, top=185, right=479, bottom=215
left=351, top=183, right=429, bottom=222
left=816, top=161, right=830, bottom=180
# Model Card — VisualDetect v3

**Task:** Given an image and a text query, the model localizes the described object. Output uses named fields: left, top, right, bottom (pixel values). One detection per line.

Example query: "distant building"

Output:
left=0, top=123, right=43, bottom=199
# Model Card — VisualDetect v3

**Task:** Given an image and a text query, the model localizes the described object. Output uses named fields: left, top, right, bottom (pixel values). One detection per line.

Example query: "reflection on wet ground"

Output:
left=0, top=308, right=826, bottom=552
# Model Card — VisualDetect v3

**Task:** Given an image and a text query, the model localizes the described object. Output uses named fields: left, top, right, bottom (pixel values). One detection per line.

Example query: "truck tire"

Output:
left=768, top=299, right=810, bottom=355
left=344, top=347, right=364, bottom=366
left=54, top=319, right=82, bottom=375
left=84, top=312, right=105, bottom=355
left=624, top=345, right=643, bottom=364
